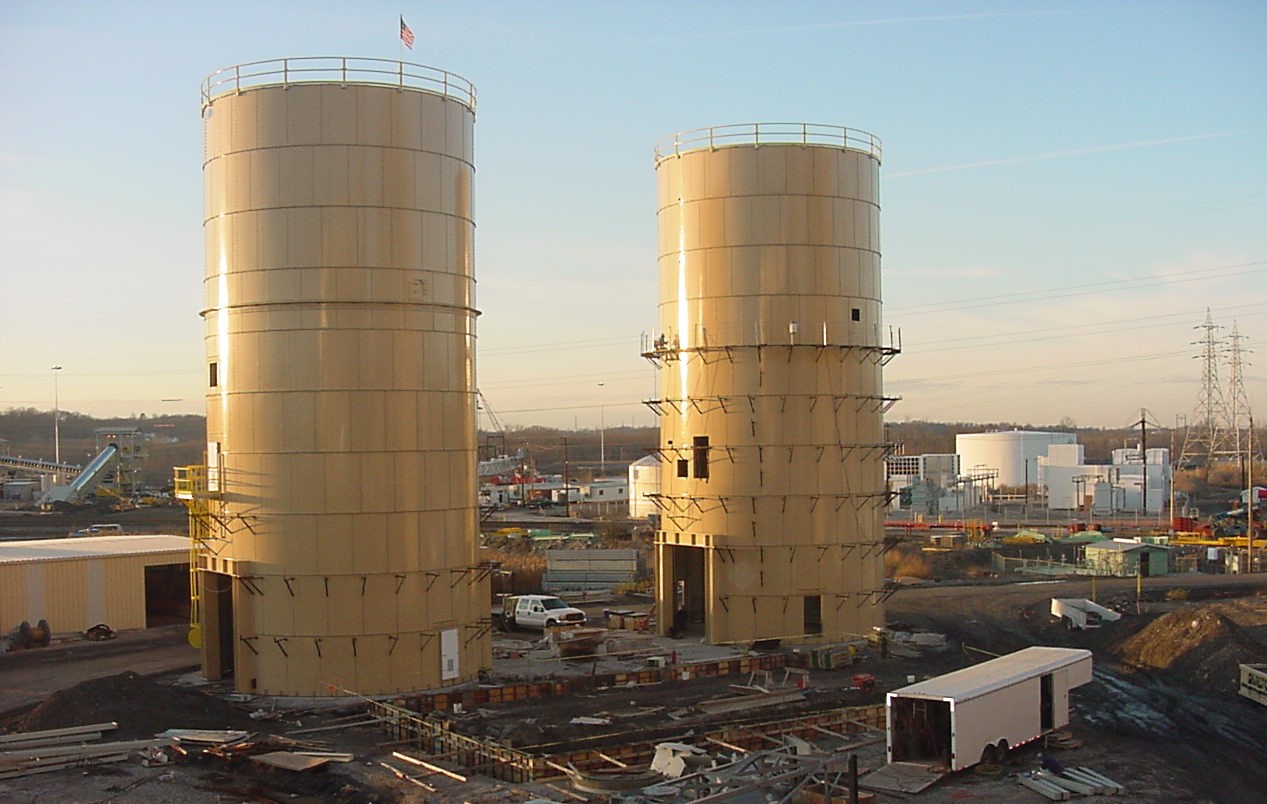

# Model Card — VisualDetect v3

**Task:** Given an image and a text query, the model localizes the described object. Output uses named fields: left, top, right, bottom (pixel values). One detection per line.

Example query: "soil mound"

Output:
left=1116, top=605, right=1263, bottom=693
left=1, top=671, right=261, bottom=739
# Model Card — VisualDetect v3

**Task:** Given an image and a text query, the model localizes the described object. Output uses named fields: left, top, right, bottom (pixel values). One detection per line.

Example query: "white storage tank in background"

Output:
left=628, top=454, right=660, bottom=519
left=956, top=430, right=1075, bottom=488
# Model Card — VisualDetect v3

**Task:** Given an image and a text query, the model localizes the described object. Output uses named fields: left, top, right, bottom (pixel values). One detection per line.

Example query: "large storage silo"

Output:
left=196, top=58, right=489, bottom=696
left=646, top=124, right=897, bottom=645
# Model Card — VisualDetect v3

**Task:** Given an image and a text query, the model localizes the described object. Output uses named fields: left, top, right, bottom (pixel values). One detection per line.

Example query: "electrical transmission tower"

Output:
left=1225, top=321, right=1263, bottom=462
left=1179, top=309, right=1238, bottom=475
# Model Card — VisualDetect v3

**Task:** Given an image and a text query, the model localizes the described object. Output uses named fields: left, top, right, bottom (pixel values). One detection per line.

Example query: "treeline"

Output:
left=0, top=408, right=206, bottom=487
left=887, top=420, right=1157, bottom=464
left=2, top=407, right=1185, bottom=484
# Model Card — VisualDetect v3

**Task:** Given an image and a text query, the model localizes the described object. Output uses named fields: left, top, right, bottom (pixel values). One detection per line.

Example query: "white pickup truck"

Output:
left=498, top=595, right=587, bottom=630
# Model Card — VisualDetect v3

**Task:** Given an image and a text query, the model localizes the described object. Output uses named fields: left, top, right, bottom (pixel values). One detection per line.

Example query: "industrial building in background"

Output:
left=187, top=57, right=490, bottom=696
left=644, top=123, right=898, bottom=645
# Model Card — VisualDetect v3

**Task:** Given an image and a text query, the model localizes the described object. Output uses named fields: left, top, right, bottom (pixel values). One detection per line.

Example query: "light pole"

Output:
left=597, top=382, right=606, bottom=478
left=52, top=366, right=63, bottom=483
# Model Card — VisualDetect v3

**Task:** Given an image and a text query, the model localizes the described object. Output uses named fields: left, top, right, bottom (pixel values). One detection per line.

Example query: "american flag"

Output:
left=400, top=16, right=415, bottom=49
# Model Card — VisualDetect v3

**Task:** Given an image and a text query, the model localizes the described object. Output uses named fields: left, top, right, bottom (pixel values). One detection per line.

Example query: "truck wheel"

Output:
left=1063, top=616, right=1073, bottom=630
left=546, top=619, right=556, bottom=628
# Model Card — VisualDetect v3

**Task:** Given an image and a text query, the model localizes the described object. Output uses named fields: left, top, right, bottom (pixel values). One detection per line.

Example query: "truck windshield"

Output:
left=542, top=598, right=569, bottom=610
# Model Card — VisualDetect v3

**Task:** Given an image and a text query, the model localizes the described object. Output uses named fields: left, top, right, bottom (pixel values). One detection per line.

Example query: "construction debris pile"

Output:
left=0, top=671, right=261, bottom=739
left=1116, top=600, right=1267, bottom=693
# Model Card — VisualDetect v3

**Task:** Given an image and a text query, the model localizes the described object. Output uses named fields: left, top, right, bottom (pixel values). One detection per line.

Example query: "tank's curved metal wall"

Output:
left=650, top=129, right=894, bottom=644
left=201, top=73, right=489, bottom=695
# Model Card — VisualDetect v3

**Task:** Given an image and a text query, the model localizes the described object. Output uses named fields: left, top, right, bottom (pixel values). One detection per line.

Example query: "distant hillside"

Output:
left=2, top=407, right=1184, bottom=488
left=0, top=408, right=205, bottom=488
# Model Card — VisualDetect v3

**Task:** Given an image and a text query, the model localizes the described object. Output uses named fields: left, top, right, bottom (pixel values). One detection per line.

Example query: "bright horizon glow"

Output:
left=1, top=2, right=1264, bottom=435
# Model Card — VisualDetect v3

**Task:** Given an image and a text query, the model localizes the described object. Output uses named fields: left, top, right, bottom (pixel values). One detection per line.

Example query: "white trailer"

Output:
left=1051, top=598, right=1122, bottom=630
left=887, top=647, right=1092, bottom=772
left=1239, top=663, right=1267, bottom=707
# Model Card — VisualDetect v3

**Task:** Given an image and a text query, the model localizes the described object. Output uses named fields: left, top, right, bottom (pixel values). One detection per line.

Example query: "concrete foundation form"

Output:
left=372, top=690, right=885, bottom=783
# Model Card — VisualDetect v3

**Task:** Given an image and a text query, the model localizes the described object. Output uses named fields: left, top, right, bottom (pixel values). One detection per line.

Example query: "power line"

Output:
left=888, top=259, right=1267, bottom=317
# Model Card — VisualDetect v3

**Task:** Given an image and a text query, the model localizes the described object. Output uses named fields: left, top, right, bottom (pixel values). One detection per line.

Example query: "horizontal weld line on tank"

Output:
left=654, top=289, right=882, bottom=297
left=651, top=493, right=888, bottom=499
left=657, top=245, right=880, bottom=255
left=668, top=344, right=894, bottom=353
left=655, top=193, right=879, bottom=205
left=203, top=206, right=474, bottom=225
left=200, top=301, right=479, bottom=315
left=202, top=143, right=474, bottom=167
left=657, top=393, right=893, bottom=400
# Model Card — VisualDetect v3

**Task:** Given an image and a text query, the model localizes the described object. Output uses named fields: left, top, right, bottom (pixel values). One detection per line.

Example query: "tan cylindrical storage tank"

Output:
left=648, top=123, right=895, bottom=645
left=199, top=58, right=489, bottom=696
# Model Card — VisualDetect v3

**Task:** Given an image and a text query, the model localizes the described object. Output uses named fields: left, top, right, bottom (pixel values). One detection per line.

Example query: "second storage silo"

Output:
left=647, top=123, right=897, bottom=644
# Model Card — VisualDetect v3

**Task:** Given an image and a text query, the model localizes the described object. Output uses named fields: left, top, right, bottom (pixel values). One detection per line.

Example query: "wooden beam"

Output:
left=597, top=752, right=629, bottom=768
left=287, top=718, right=381, bottom=735
left=704, top=736, right=748, bottom=753
left=377, top=761, right=437, bottom=792
left=391, top=751, right=468, bottom=782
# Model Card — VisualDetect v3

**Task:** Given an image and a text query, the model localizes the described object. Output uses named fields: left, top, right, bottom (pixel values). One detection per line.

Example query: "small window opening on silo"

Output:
left=677, top=458, right=690, bottom=478
left=804, top=595, right=822, bottom=635
left=208, top=361, right=219, bottom=388
left=693, top=436, right=710, bottom=479
left=851, top=307, right=861, bottom=322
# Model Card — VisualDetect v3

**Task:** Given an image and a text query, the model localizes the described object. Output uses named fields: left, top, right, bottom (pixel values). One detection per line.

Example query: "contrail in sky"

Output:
left=645, top=8, right=1139, bottom=42
left=889, top=129, right=1267, bottom=178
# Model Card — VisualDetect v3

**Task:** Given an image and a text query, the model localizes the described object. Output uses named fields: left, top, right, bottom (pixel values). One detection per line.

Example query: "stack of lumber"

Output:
left=1018, top=766, right=1125, bottom=800
left=0, top=722, right=173, bottom=779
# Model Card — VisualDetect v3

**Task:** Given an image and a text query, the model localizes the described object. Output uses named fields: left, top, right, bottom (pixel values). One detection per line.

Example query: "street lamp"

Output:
left=597, top=382, right=606, bottom=478
left=52, top=366, right=63, bottom=482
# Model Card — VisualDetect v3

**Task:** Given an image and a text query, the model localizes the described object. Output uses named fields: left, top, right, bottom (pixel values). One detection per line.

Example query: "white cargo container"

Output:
left=887, top=647, right=1092, bottom=772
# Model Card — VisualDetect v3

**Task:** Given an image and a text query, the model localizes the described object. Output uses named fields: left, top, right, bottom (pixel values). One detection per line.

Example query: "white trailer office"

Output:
left=887, top=647, right=1092, bottom=772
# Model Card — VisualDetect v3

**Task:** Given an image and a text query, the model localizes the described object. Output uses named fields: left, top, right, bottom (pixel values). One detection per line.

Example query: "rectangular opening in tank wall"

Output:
left=804, top=595, right=822, bottom=635
left=677, top=458, right=689, bottom=478
left=209, top=361, right=218, bottom=387
left=693, top=436, right=710, bottom=479
left=851, top=308, right=861, bottom=322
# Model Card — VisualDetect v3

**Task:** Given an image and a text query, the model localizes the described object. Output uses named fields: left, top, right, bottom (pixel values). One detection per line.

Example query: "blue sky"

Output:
left=1, top=1, right=1264, bottom=435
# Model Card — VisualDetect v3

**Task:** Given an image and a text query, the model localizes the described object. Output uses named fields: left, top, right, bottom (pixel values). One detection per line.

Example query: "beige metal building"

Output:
left=0, top=535, right=189, bottom=635
left=195, top=57, right=489, bottom=696
left=646, top=123, right=897, bottom=644
left=1084, top=539, right=1171, bottom=577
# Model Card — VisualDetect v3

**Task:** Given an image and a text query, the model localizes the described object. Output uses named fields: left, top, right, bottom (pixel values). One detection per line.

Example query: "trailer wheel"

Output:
left=1062, top=616, right=1073, bottom=630
left=980, top=744, right=998, bottom=765
left=996, top=739, right=1010, bottom=763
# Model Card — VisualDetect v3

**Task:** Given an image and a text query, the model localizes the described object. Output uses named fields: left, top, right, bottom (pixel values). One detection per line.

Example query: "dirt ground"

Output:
left=2, top=575, right=1266, bottom=802
left=886, top=575, right=1267, bottom=803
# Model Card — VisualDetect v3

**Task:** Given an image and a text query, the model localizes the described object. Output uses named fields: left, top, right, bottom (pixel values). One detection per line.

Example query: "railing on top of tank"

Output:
left=654, top=123, right=881, bottom=163
left=201, top=57, right=476, bottom=112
